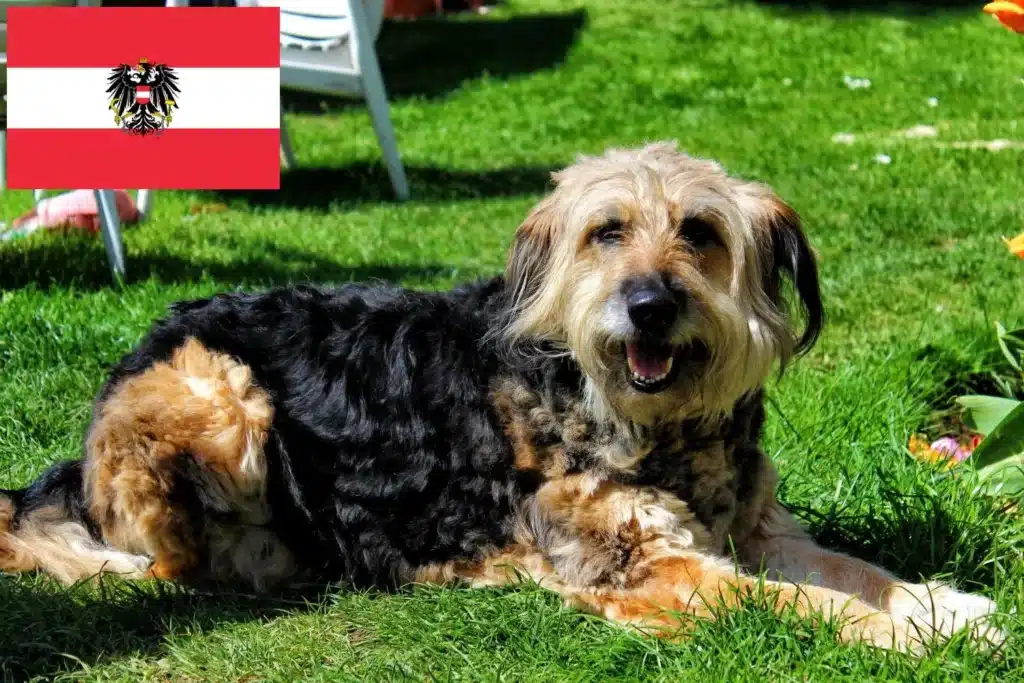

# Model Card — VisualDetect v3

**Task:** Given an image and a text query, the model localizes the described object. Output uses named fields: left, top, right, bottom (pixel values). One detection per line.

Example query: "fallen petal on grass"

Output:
left=843, top=75, right=872, bottom=89
left=904, top=125, right=938, bottom=138
left=941, top=139, right=1023, bottom=151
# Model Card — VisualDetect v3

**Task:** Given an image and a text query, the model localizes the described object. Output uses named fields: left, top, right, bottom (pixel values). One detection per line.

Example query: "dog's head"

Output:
left=503, top=142, right=823, bottom=424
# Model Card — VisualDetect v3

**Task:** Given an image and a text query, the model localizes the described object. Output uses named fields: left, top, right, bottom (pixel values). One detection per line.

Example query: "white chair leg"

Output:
left=94, top=189, right=126, bottom=279
left=0, top=129, right=6, bottom=192
left=350, top=0, right=409, bottom=201
left=136, top=189, right=152, bottom=220
left=363, top=79, right=408, bottom=201
left=280, top=110, right=296, bottom=170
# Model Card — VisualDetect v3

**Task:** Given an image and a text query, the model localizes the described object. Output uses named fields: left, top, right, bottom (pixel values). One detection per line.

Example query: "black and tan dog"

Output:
left=0, top=143, right=1001, bottom=652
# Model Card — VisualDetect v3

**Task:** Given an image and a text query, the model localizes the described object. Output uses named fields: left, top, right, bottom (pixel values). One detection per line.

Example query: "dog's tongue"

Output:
left=626, top=341, right=674, bottom=381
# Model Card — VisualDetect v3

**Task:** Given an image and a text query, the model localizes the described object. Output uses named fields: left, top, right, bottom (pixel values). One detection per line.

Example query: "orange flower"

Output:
left=984, top=1, right=1024, bottom=32
left=1005, top=231, right=1024, bottom=259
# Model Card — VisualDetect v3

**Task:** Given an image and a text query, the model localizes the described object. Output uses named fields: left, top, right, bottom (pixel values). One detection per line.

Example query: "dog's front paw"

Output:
left=886, top=582, right=1005, bottom=649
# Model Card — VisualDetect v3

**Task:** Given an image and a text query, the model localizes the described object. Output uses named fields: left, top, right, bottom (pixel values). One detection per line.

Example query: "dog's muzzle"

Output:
left=621, top=278, right=688, bottom=393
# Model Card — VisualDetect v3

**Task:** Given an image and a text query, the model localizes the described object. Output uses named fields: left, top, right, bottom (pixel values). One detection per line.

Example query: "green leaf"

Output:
left=977, top=454, right=1024, bottom=497
left=969, top=401, right=1024, bottom=470
left=995, top=322, right=1024, bottom=372
left=956, top=394, right=1021, bottom=435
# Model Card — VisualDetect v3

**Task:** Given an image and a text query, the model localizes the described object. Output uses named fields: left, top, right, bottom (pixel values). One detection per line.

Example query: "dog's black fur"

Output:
left=1, top=461, right=97, bottom=537
left=8, top=279, right=539, bottom=587
left=5, top=276, right=790, bottom=589
left=2, top=164, right=824, bottom=589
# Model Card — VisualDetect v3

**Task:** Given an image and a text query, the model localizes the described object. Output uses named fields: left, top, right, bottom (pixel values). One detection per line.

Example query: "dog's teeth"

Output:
left=632, top=370, right=668, bottom=384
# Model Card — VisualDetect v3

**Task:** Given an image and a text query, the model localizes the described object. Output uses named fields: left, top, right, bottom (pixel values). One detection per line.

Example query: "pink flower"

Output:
left=929, top=436, right=973, bottom=463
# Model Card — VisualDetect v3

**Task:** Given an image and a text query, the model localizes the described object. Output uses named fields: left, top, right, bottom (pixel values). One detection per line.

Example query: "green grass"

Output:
left=2, top=0, right=1024, bottom=680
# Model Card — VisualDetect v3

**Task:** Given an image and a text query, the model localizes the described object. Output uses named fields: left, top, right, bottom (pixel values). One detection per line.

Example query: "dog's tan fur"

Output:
left=83, top=338, right=293, bottom=588
left=0, top=338, right=295, bottom=589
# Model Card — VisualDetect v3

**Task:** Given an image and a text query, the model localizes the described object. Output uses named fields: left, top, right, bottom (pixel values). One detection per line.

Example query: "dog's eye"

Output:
left=679, top=216, right=722, bottom=250
left=593, top=219, right=625, bottom=245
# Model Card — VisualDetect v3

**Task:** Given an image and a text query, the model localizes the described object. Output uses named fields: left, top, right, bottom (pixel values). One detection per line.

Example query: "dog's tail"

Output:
left=0, top=461, right=150, bottom=584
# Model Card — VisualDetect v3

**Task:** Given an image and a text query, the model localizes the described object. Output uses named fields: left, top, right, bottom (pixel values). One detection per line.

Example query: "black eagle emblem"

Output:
left=106, top=58, right=180, bottom=136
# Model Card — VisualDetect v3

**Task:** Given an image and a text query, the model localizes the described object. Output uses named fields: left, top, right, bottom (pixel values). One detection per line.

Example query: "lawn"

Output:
left=2, top=0, right=1024, bottom=680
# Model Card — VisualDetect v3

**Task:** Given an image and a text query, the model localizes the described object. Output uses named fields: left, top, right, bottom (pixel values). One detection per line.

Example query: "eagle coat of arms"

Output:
left=106, top=58, right=181, bottom=136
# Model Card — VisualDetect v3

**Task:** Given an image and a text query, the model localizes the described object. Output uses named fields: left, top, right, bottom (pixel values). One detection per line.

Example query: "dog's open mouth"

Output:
left=624, top=339, right=707, bottom=393
left=625, top=339, right=680, bottom=393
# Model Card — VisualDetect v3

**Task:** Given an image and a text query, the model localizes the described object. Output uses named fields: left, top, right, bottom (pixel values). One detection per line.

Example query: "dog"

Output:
left=0, top=143, right=1002, bottom=653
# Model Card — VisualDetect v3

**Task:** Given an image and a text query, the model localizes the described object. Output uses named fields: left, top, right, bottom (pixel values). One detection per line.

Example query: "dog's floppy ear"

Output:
left=757, top=195, right=825, bottom=356
left=504, top=195, right=559, bottom=312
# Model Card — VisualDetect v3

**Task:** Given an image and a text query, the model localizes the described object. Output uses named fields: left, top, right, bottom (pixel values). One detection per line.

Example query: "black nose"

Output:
left=626, top=284, right=679, bottom=334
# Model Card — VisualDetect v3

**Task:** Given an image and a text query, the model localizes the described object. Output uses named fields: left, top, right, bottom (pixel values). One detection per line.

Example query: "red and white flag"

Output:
left=5, top=7, right=281, bottom=190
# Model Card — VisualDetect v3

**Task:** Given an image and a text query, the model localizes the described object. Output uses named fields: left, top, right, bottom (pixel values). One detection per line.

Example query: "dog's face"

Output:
left=504, top=143, right=823, bottom=424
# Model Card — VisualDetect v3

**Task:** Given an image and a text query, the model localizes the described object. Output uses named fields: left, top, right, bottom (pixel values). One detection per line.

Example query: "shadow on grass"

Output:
left=754, top=0, right=984, bottom=14
left=0, top=234, right=477, bottom=292
left=209, top=163, right=556, bottom=209
left=914, top=343, right=1021, bottom=404
left=0, top=162, right=550, bottom=291
left=777, top=343, right=1017, bottom=593
left=282, top=9, right=587, bottom=114
left=0, top=578, right=334, bottom=682
left=792, top=489, right=1008, bottom=592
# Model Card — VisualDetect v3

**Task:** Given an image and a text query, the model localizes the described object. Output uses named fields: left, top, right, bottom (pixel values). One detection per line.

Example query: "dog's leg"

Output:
left=412, top=540, right=908, bottom=650
left=737, top=496, right=1003, bottom=647
left=85, top=338, right=275, bottom=583
left=0, top=491, right=152, bottom=584
left=565, top=555, right=914, bottom=651
left=413, top=544, right=565, bottom=590
left=509, top=474, right=919, bottom=651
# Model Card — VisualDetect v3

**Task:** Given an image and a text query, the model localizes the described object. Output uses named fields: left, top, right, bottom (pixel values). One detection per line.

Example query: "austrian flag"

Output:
left=5, top=7, right=281, bottom=190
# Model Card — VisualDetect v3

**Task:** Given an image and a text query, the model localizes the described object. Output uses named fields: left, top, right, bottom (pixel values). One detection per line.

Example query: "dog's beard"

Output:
left=685, top=295, right=785, bottom=420
left=566, top=289, right=779, bottom=425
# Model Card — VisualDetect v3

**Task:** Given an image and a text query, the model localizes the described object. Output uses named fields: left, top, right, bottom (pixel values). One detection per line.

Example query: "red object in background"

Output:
left=384, top=0, right=486, bottom=19
left=384, top=0, right=443, bottom=18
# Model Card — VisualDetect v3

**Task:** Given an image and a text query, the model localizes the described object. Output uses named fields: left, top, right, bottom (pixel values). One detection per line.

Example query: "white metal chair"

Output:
left=236, top=1, right=410, bottom=200
left=1, top=0, right=132, bottom=279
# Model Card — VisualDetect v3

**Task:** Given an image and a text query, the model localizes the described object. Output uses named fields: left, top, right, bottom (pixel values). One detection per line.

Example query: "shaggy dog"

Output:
left=0, top=143, right=1002, bottom=652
